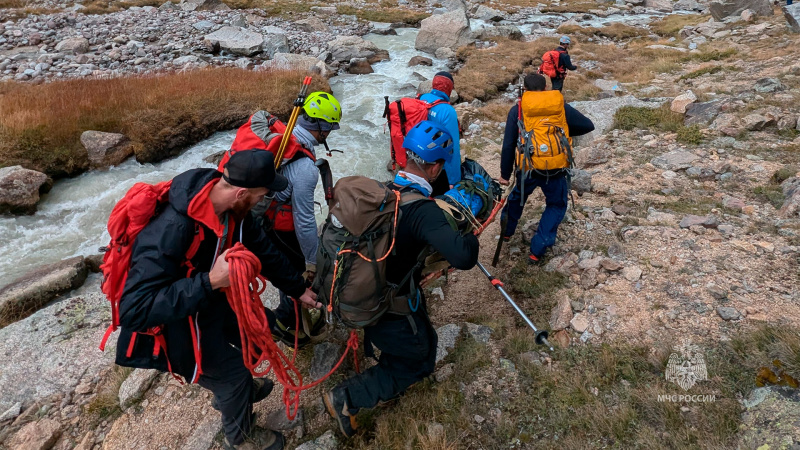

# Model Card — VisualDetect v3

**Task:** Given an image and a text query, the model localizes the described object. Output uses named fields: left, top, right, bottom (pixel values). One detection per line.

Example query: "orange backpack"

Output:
left=538, top=50, right=566, bottom=79
left=98, top=181, right=206, bottom=383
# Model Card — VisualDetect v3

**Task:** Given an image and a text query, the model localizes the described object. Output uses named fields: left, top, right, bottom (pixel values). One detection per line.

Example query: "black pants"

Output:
left=197, top=332, right=254, bottom=445
left=551, top=77, right=564, bottom=91
left=265, top=228, right=305, bottom=327
left=335, top=307, right=437, bottom=414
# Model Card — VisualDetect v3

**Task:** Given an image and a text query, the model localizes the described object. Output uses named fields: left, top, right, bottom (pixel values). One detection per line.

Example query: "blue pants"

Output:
left=502, top=173, right=568, bottom=257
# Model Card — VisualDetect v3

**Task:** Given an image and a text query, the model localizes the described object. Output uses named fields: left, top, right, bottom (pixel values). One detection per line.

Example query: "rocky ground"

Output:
left=2, top=0, right=800, bottom=447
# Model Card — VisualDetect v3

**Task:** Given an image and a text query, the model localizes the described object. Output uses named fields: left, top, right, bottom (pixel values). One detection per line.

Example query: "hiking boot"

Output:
left=502, top=235, right=511, bottom=243
left=528, top=254, right=544, bottom=266
left=322, top=388, right=357, bottom=437
left=212, top=378, right=274, bottom=411
left=223, top=427, right=284, bottom=450
left=271, top=310, right=325, bottom=348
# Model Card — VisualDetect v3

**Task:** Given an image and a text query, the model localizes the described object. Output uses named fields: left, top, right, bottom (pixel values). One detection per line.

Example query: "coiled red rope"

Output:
left=223, top=242, right=359, bottom=420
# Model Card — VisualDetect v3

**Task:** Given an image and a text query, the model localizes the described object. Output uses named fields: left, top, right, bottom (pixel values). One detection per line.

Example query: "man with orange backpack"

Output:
left=116, top=150, right=318, bottom=450
left=539, top=36, right=578, bottom=92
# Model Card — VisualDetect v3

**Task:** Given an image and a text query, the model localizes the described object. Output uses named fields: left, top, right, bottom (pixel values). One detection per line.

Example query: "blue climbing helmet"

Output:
left=402, top=120, right=454, bottom=164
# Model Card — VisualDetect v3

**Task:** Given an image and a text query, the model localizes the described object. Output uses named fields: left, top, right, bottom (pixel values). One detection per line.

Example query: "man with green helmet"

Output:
left=219, top=91, right=342, bottom=347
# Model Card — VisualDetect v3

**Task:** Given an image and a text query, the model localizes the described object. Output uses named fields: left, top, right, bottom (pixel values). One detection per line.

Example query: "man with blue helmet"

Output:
left=322, top=121, right=480, bottom=437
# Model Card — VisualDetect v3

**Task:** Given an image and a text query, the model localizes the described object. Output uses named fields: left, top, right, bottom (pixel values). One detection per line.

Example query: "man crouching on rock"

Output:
left=115, top=150, right=319, bottom=450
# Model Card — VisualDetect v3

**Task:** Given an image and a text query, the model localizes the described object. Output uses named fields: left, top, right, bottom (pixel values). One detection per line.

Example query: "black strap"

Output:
left=397, top=100, right=408, bottom=136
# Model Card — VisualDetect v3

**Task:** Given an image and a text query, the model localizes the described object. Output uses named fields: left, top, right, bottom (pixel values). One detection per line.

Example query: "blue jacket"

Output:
left=420, top=89, right=461, bottom=186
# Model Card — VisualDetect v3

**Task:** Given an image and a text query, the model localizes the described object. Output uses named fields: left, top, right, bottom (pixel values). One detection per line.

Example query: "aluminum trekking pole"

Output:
left=477, top=262, right=554, bottom=351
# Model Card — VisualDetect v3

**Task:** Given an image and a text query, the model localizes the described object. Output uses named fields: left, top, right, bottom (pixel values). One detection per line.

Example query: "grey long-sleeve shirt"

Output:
left=273, top=156, right=319, bottom=266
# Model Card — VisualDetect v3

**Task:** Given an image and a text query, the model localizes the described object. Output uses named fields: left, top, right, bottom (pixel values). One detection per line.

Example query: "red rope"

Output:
left=223, top=243, right=359, bottom=420
left=474, top=197, right=506, bottom=236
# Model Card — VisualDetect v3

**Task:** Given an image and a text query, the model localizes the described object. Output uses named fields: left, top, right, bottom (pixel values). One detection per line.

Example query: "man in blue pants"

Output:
left=498, top=74, right=595, bottom=264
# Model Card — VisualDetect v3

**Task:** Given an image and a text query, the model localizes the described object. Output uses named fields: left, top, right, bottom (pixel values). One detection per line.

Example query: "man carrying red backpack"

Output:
left=539, top=36, right=578, bottom=92
left=115, top=150, right=318, bottom=450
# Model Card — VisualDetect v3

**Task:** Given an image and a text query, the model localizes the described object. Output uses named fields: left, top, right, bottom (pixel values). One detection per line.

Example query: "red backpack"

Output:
left=98, top=181, right=206, bottom=383
left=539, top=50, right=566, bottom=79
left=383, top=96, right=448, bottom=170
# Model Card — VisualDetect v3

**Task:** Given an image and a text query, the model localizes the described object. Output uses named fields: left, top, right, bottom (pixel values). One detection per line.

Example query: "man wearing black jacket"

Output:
left=499, top=74, right=595, bottom=264
left=549, top=36, right=578, bottom=92
left=117, top=150, right=318, bottom=450
left=322, top=121, right=480, bottom=437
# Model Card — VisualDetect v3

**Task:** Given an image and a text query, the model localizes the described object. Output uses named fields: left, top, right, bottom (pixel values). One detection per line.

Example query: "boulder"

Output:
left=54, top=37, right=89, bottom=54
left=435, top=323, right=463, bottom=363
left=204, top=27, right=263, bottom=56
left=0, top=166, right=52, bottom=215
left=575, top=145, right=612, bottom=168
left=709, top=0, right=772, bottom=20
left=0, top=276, right=114, bottom=414
left=435, top=47, right=456, bottom=59
left=475, top=25, right=523, bottom=41
left=118, top=369, right=160, bottom=409
left=716, top=306, right=741, bottom=320
left=179, top=0, right=229, bottom=11
left=261, top=53, right=319, bottom=72
left=784, top=3, right=800, bottom=32
left=684, top=101, right=721, bottom=126
left=645, top=0, right=673, bottom=11
left=473, top=5, right=506, bottom=21
left=262, top=34, right=289, bottom=59
left=569, top=95, right=662, bottom=144
left=81, top=131, right=133, bottom=168
left=296, top=17, right=331, bottom=33
left=0, top=256, right=88, bottom=326
left=651, top=150, right=700, bottom=170
left=779, top=177, right=800, bottom=218
left=309, top=342, right=341, bottom=381
left=416, top=9, right=473, bottom=53
left=348, top=58, right=374, bottom=74
left=8, top=419, right=61, bottom=450
left=741, top=8, right=756, bottom=21
left=671, top=90, right=697, bottom=114
left=711, top=113, right=743, bottom=136
left=408, top=55, right=433, bottom=67
left=753, top=77, right=785, bottom=93
left=328, top=35, right=389, bottom=64
left=549, top=294, right=573, bottom=331
left=743, top=113, right=774, bottom=131
left=679, top=214, right=718, bottom=228
left=571, top=169, right=592, bottom=194
left=296, top=430, right=337, bottom=450
left=675, top=0, right=705, bottom=11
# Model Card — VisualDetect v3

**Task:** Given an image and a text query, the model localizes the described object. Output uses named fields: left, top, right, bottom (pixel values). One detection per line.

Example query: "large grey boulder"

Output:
left=204, top=27, right=263, bottom=56
left=309, top=342, right=341, bottom=381
left=784, top=4, right=800, bottom=32
left=262, top=34, right=289, bottom=59
left=118, top=369, right=160, bottom=409
left=328, top=35, right=389, bottom=64
left=55, top=37, right=89, bottom=54
left=569, top=95, right=662, bottom=144
left=81, top=131, right=133, bottom=168
left=0, top=166, right=52, bottom=215
left=296, top=17, right=331, bottom=33
left=472, top=4, right=506, bottom=21
left=474, top=25, right=523, bottom=41
left=709, top=0, right=772, bottom=20
left=645, top=0, right=673, bottom=11
left=684, top=101, right=721, bottom=126
left=651, top=150, right=700, bottom=170
left=416, top=8, right=473, bottom=53
left=0, top=276, right=114, bottom=414
left=179, top=0, right=230, bottom=11
left=261, top=53, right=319, bottom=72
left=0, top=256, right=88, bottom=326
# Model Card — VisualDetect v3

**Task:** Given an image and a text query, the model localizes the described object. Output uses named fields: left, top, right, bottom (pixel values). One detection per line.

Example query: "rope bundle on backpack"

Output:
left=223, top=243, right=360, bottom=420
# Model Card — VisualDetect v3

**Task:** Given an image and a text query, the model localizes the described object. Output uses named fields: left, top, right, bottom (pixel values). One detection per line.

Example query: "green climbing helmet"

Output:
left=302, top=91, right=342, bottom=130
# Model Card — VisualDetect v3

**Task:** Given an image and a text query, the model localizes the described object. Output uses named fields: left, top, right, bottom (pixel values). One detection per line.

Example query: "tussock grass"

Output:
left=613, top=105, right=683, bottom=132
left=336, top=5, right=429, bottom=25
left=455, top=37, right=557, bottom=102
left=84, top=365, right=133, bottom=424
left=650, top=14, right=710, bottom=37
left=557, top=23, right=650, bottom=40
left=0, top=69, right=329, bottom=178
left=678, top=65, right=732, bottom=80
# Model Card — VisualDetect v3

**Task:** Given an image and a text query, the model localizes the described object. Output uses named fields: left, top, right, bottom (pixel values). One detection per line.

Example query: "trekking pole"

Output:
left=476, top=262, right=553, bottom=351
left=491, top=172, right=516, bottom=267
left=275, top=76, right=313, bottom=169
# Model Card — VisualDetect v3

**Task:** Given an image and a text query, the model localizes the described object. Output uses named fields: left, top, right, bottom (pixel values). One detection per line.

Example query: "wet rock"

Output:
left=0, top=256, right=88, bottom=326
left=709, top=0, right=772, bottom=20
left=296, top=430, right=337, bottom=450
left=621, top=265, right=642, bottom=282
left=436, top=323, right=463, bottom=363
left=651, top=150, right=699, bottom=171
left=784, top=3, right=800, bottom=32
left=204, top=27, right=263, bottom=56
left=416, top=8, right=472, bottom=53
left=549, top=294, right=573, bottom=331
left=679, top=214, right=718, bottom=229
left=55, top=37, right=89, bottom=54
left=310, top=342, right=341, bottom=381
left=347, top=58, right=373, bottom=74
left=329, top=35, right=388, bottom=64
left=408, top=55, right=433, bottom=67
left=684, top=101, right=721, bottom=126
left=8, top=418, right=61, bottom=450
left=0, top=166, right=52, bottom=215
left=571, top=169, right=592, bottom=194
left=570, top=313, right=589, bottom=333
left=671, top=90, right=697, bottom=114
left=753, top=77, right=785, bottom=93
left=465, top=322, right=492, bottom=344
left=716, top=306, right=741, bottom=320
left=81, top=131, right=133, bottom=168
left=118, top=369, right=159, bottom=409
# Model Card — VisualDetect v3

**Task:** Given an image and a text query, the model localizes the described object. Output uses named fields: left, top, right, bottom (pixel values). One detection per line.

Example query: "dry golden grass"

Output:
left=336, top=4, right=429, bottom=25
left=650, top=14, right=710, bottom=37
left=477, top=100, right=515, bottom=123
left=455, top=37, right=558, bottom=102
left=223, top=0, right=314, bottom=14
left=79, top=0, right=173, bottom=14
left=558, top=23, right=650, bottom=40
left=84, top=365, right=134, bottom=424
left=541, top=0, right=601, bottom=13
left=0, top=69, right=329, bottom=177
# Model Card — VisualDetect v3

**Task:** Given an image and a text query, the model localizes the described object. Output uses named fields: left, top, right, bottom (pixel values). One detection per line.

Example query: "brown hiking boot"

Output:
left=223, top=427, right=284, bottom=450
left=322, top=388, right=358, bottom=437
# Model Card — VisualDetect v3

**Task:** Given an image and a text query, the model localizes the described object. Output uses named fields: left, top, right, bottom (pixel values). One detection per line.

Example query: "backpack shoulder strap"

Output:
left=182, top=223, right=205, bottom=277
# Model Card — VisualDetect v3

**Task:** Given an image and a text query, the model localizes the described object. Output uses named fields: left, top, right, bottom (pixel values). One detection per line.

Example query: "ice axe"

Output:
left=477, top=262, right=553, bottom=351
left=275, top=76, right=313, bottom=169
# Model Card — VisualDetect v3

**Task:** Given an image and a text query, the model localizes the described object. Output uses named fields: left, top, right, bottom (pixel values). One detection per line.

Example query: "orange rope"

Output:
left=473, top=197, right=506, bottom=236
left=223, top=243, right=359, bottom=420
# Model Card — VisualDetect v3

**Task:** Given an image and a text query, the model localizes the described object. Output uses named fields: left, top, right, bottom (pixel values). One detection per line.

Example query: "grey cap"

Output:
left=560, top=35, right=571, bottom=45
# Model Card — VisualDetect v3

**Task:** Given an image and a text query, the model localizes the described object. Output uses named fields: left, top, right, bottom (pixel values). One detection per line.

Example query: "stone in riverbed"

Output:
left=0, top=166, right=52, bottom=215
left=348, top=58, right=374, bottom=74
left=55, top=37, right=89, bottom=54
left=204, top=27, right=263, bottom=56
left=81, top=131, right=133, bottom=168
left=408, top=55, right=433, bottom=67
left=416, top=8, right=473, bottom=53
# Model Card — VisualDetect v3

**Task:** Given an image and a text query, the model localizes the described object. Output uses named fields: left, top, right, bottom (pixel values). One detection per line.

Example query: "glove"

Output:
left=303, top=263, right=316, bottom=284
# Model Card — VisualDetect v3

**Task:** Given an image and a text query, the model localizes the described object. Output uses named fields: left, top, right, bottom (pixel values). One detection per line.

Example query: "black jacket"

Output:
left=115, top=168, right=306, bottom=380
left=556, top=46, right=577, bottom=79
left=386, top=185, right=479, bottom=296
left=500, top=103, right=595, bottom=180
